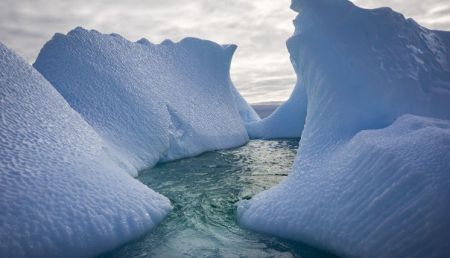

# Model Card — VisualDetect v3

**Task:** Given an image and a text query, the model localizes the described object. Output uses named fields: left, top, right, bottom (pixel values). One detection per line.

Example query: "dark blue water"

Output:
left=101, top=140, right=337, bottom=258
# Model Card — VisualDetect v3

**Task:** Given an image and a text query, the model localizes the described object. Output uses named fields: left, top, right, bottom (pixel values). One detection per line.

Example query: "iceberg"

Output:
left=34, top=28, right=257, bottom=174
left=247, top=80, right=307, bottom=139
left=238, top=0, right=450, bottom=257
left=0, top=43, right=171, bottom=257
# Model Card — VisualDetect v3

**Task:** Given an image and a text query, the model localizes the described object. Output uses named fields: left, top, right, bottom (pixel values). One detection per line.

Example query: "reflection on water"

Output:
left=101, top=140, right=337, bottom=258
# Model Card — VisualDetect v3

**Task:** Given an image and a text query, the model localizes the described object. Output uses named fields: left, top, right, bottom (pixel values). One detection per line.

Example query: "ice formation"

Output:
left=238, top=0, right=450, bottom=257
left=0, top=43, right=171, bottom=257
left=247, top=80, right=306, bottom=139
left=34, top=28, right=256, bottom=174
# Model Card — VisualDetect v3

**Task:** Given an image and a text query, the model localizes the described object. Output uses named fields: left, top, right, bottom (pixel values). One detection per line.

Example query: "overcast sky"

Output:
left=1, top=0, right=449, bottom=103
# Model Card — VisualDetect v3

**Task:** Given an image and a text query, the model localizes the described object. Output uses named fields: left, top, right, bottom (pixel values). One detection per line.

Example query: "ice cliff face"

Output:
left=248, top=0, right=450, bottom=140
left=34, top=28, right=256, bottom=175
left=0, top=43, right=171, bottom=258
left=238, top=0, right=450, bottom=257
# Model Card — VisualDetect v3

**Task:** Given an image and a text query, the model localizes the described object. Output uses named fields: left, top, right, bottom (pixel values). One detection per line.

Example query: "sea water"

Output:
left=100, top=140, right=336, bottom=258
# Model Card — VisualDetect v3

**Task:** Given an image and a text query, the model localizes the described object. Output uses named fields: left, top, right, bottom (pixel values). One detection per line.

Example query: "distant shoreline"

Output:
left=251, top=101, right=283, bottom=119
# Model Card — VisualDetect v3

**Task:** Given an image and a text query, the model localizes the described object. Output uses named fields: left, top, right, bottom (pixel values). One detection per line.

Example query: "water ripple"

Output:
left=100, top=140, right=337, bottom=258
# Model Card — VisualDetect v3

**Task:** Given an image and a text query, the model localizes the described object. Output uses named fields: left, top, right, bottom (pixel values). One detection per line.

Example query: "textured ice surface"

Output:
left=0, top=43, right=171, bottom=258
left=34, top=28, right=255, bottom=174
left=248, top=0, right=450, bottom=140
left=239, top=0, right=450, bottom=257
left=240, top=115, right=450, bottom=258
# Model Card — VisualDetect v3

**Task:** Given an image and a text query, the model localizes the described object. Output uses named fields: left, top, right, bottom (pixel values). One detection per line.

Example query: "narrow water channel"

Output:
left=101, top=140, right=337, bottom=258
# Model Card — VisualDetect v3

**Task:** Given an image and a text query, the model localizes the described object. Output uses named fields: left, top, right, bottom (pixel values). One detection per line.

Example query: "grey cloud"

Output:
left=353, top=0, right=450, bottom=29
left=0, top=0, right=449, bottom=103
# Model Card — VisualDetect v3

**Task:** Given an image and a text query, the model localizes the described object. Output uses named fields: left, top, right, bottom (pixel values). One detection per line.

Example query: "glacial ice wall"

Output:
left=34, top=28, right=256, bottom=174
left=0, top=43, right=171, bottom=258
left=238, top=0, right=450, bottom=257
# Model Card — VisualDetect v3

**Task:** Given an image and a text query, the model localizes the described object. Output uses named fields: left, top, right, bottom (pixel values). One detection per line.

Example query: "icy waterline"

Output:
left=99, top=140, right=337, bottom=258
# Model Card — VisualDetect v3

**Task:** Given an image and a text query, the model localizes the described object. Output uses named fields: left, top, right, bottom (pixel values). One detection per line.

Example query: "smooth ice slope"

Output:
left=239, top=0, right=450, bottom=257
left=247, top=80, right=306, bottom=139
left=34, top=28, right=256, bottom=173
left=0, top=43, right=171, bottom=258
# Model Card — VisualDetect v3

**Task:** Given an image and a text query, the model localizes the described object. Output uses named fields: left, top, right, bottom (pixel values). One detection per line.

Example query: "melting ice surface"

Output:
left=100, top=140, right=336, bottom=258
